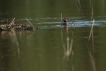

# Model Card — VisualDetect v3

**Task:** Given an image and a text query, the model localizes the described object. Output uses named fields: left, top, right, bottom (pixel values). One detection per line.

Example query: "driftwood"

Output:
left=0, top=24, right=33, bottom=31
left=15, top=24, right=33, bottom=30
left=0, top=18, right=34, bottom=31
left=0, top=24, right=12, bottom=31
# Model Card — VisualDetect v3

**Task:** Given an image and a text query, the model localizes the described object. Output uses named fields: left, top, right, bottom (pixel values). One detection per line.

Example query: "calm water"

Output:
left=0, top=0, right=106, bottom=71
left=0, top=27, right=106, bottom=71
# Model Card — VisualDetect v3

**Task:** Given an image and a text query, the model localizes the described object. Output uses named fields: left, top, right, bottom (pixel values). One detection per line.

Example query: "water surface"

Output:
left=0, top=0, right=106, bottom=71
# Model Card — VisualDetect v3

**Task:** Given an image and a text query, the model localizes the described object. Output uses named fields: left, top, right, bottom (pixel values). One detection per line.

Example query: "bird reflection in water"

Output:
left=61, top=18, right=74, bottom=71
left=63, top=32, right=73, bottom=61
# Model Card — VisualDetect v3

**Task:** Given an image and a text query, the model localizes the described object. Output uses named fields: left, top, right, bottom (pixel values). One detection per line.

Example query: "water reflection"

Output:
left=62, top=30, right=73, bottom=61
left=0, top=29, right=21, bottom=71
left=87, top=19, right=96, bottom=71
left=0, top=29, right=33, bottom=71
left=61, top=21, right=74, bottom=71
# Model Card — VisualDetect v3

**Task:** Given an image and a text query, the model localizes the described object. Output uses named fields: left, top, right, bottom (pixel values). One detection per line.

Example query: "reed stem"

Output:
left=26, top=18, right=34, bottom=27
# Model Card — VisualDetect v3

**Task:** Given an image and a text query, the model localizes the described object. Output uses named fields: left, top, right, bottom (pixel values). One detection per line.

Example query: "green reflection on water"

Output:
left=0, top=0, right=106, bottom=71
left=0, top=0, right=106, bottom=19
left=0, top=27, right=106, bottom=71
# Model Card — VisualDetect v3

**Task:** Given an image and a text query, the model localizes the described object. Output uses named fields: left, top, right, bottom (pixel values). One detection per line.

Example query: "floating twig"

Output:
left=26, top=18, right=34, bottom=27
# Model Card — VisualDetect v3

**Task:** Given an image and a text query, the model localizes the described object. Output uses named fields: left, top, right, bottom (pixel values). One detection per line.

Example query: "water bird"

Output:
left=62, top=18, right=69, bottom=31
left=62, top=18, right=69, bottom=26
